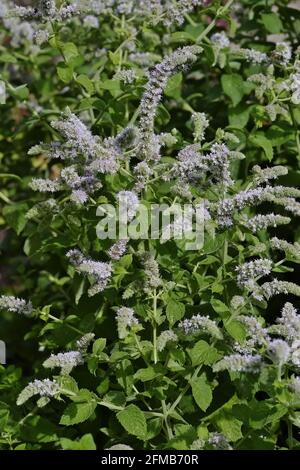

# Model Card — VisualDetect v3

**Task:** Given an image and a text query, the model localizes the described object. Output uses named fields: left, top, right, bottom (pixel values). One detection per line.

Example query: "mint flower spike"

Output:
left=270, top=237, right=300, bottom=259
left=256, top=279, right=300, bottom=301
left=0, top=295, right=33, bottom=316
left=235, top=259, right=272, bottom=291
left=252, top=165, right=288, bottom=184
left=108, top=239, right=128, bottom=260
left=43, top=351, right=84, bottom=375
left=179, top=314, right=223, bottom=339
left=157, top=330, right=178, bottom=351
left=139, top=252, right=162, bottom=292
left=17, top=379, right=60, bottom=406
left=66, top=249, right=112, bottom=296
left=76, top=333, right=95, bottom=353
left=289, top=377, right=300, bottom=395
left=269, top=302, right=300, bottom=342
left=139, top=45, right=202, bottom=162
left=213, top=353, right=262, bottom=373
left=241, top=213, right=291, bottom=233
left=268, top=339, right=291, bottom=365
left=116, top=307, right=139, bottom=339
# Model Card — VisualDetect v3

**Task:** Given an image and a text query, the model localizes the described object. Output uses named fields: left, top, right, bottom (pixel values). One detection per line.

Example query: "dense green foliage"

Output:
left=1, top=0, right=300, bottom=450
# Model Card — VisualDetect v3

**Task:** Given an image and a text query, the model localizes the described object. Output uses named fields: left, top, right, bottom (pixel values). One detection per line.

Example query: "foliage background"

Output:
left=1, top=0, right=300, bottom=450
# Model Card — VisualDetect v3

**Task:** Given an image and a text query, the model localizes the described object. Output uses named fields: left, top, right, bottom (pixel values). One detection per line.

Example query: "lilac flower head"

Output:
left=117, top=190, right=139, bottom=221
left=67, top=249, right=112, bottom=296
left=179, top=314, right=222, bottom=339
left=0, top=295, right=33, bottom=316
left=213, top=353, right=262, bottom=373
left=268, top=339, right=290, bottom=365
left=43, top=351, right=84, bottom=375
left=17, top=379, right=60, bottom=405
left=108, top=239, right=128, bottom=260
left=235, top=259, right=272, bottom=290
left=116, top=307, right=139, bottom=339
left=139, top=45, right=202, bottom=162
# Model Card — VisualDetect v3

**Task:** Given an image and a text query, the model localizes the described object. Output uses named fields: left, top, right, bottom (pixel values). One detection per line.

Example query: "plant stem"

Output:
left=287, top=419, right=293, bottom=450
left=153, top=289, right=158, bottom=364
left=196, top=0, right=235, bottom=44
left=47, top=313, right=85, bottom=336
left=162, top=400, right=173, bottom=440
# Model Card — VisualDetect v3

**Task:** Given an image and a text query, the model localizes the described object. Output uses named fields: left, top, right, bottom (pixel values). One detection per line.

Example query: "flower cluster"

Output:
left=29, top=109, right=121, bottom=204
left=235, top=259, right=272, bottom=291
left=139, top=45, right=202, bottom=162
left=43, top=350, right=84, bottom=375
left=116, top=307, right=139, bottom=339
left=179, top=314, right=222, bottom=339
left=66, top=249, right=112, bottom=296
left=0, top=295, right=33, bottom=316
left=17, top=379, right=60, bottom=406
left=213, top=353, right=262, bottom=373
left=157, top=329, right=178, bottom=351
left=139, top=252, right=162, bottom=292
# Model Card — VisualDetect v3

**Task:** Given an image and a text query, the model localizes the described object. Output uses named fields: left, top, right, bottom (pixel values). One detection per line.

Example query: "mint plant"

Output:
left=1, top=0, right=300, bottom=451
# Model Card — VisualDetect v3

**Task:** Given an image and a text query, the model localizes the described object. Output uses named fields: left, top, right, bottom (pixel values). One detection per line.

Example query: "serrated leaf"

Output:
left=225, top=320, right=247, bottom=342
left=249, top=132, right=274, bottom=161
left=60, top=397, right=97, bottom=426
left=166, top=299, right=185, bottom=326
left=93, top=338, right=106, bottom=355
left=261, top=13, right=283, bottom=34
left=61, top=42, right=79, bottom=63
left=76, top=74, right=95, bottom=94
left=192, top=374, right=213, bottom=412
left=211, top=298, right=230, bottom=319
left=188, top=340, right=220, bottom=366
left=221, top=74, right=245, bottom=107
left=3, top=202, right=28, bottom=235
left=57, top=64, right=73, bottom=83
left=117, top=404, right=147, bottom=439
left=165, top=73, right=182, bottom=100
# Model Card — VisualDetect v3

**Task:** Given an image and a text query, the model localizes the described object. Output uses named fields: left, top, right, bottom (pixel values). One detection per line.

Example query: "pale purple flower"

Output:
left=0, top=295, right=33, bottom=316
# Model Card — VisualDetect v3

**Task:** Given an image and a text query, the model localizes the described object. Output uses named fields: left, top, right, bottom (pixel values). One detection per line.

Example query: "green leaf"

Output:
left=192, top=374, right=213, bottom=412
left=102, top=391, right=126, bottom=410
left=188, top=340, right=220, bottom=366
left=60, top=391, right=97, bottom=426
left=221, top=74, right=245, bottom=107
left=169, top=32, right=195, bottom=43
left=3, top=202, right=28, bottom=235
left=211, top=298, right=230, bottom=319
left=117, top=404, right=147, bottom=439
left=0, top=403, right=9, bottom=428
left=0, top=53, right=17, bottom=63
left=60, top=434, right=96, bottom=450
left=248, top=402, right=287, bottom=429
left=57, top=64, right=73, bottom=83
left=214, top=413, right=243, bottom=442
left=97, top=79, right=121, bottom=98
left=61, top=42, right=79, bottom=63
left=166, top=299, right=185, bottom=326
left=134, top=365, right=164, bottom=382
left=8, top=83, right=29, bottom=100
left=225, top=320, right=247, bottom=342
left=261, top=13, right=283, bottom=34
left=229, top=105, right=251, bottom=128
left=76, top=74, right=95, bottom=94
left=165, top=73, right=182, bottom=100
left=249, top=132, right=274, bottom=161
left=93, top=338, right=106, bottom=355
left=109, top=50, right=121, bottom=65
